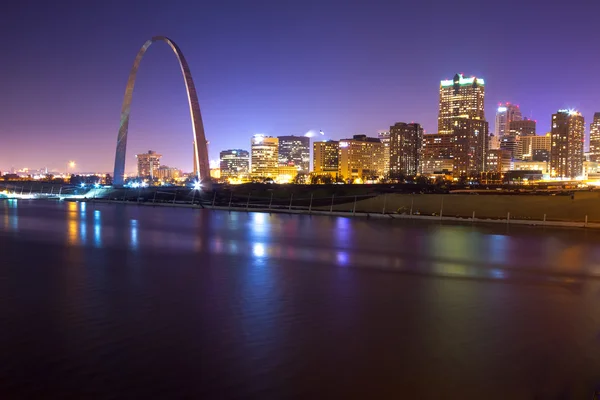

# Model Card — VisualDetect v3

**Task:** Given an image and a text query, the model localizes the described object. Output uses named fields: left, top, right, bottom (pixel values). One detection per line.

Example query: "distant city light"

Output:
left=497, top=106, right=507, bottom=112
left=339, top=141, right=349, bottom=148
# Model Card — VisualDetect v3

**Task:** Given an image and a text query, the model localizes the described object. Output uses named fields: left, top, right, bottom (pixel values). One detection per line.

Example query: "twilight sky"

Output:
left=1, top=0, right=599, bottom=174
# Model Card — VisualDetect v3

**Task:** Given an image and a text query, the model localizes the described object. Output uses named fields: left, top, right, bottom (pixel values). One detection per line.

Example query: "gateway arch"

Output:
left=113, top=36, right=210, bottom=186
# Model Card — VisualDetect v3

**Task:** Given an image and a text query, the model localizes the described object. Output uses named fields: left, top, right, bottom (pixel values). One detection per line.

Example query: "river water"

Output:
left=2, top=200, right=600, bottom=399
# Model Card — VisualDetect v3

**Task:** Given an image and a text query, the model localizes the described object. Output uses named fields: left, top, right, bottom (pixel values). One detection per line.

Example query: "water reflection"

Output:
left=94, top=210, right=101, bottom=248
left=253, top=242, right=266, bottom=258
left=67, top=202, right=78, bottom=246
left=130, top=219, right=139, bottom=250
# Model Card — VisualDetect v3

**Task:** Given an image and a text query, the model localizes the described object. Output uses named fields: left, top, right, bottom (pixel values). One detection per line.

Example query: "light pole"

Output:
left=66, top=161, right=76, bottom=181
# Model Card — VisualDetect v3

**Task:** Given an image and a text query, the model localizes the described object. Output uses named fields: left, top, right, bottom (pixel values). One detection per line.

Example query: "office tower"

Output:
left=136, top=150, right=162, bottom=179
left=550, top=110, right=585, bottom=179
left=338, top=135, right=384, bottom=182
left=589, top=113, right=600, bottom=162
left=313, top=140, right=339, bottom=178
left=453, top=119, right=489, bottom=176
left=277, top=135, right=310, bottom=173
left=378, top=131, right=391, bottom=178
left=509, top=118, right=536, bottom=137
left=220, top=149, right=250, bottom=179
left=389, top=122, right=423, bottom=177
left=517, top=133, right=551, bottom=161
left=438, top=73, right=485, bottom=135
left=420, top=134, right=454, bottom=174
left=495, top=103, right=522, bottom=140
left=251, top=135, right=279, bottom=179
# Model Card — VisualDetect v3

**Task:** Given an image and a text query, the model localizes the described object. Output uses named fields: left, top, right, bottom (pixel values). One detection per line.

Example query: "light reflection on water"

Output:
left=3, top=201, right=600, bottom=285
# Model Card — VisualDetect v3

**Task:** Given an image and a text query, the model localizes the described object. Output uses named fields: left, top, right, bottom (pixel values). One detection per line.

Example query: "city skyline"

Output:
left=2, top=0, right=600, bottom=173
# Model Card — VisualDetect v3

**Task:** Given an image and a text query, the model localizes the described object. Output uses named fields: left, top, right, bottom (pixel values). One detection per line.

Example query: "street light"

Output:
left=66, top=161, right=76, bottom=177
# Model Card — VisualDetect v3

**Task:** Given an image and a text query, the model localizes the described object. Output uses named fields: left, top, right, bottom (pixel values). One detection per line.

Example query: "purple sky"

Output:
left=2, top=0, right=599, bottom=174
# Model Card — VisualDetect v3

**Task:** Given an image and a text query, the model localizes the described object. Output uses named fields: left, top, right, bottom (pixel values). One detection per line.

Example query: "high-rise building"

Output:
left=313, top=140, right=339, bottom=178
left=136, top=150, right=162, bottom=179
left=589, top=113, right=600, bottom=162
left=220, top=149, right=250, bottom=179
left=277, top=135, right=310, bottom=173
left=389, top=122, right=423, bottom=177
left=338, top=135, right=384, bottom=182
left=438, top=73, right=485, bottom=135
left=509, top=118, right=536, bottom=137
left=378, top=131, right=391, bottom=178
left=251, top=135, right=279, bottom=179
left=453, top=119, right=489, bottom=177
left=517, top=133, right=551, bottom=161
left=420, top=134, right=454, bottom=175
left=550, top=110, right=585, bottom=179
left=495, top=103, right=522, bottom=139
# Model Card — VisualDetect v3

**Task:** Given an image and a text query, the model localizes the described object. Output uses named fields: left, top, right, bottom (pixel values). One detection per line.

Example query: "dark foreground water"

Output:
left=2, top=200, right=600, bottom=399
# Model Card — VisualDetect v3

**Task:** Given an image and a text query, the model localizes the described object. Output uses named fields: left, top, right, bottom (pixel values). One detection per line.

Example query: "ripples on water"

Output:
left=2, top=200, right=600, bottom=398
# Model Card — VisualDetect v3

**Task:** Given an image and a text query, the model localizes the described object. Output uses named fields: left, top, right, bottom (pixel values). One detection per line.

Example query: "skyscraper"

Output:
left=438, top=73, right=488, bottom=176
left=453, top=119, right=489, bottom=176
left=389, top=122, right=423, bottom=177
left=550, top=110, right=585, bottom=179
left=438, top=73, right=485, bottom=135
left=495, top=103, right=522, bottom=140
left=338, top=135, right=384, bottom=182
left=420, top=134, right=454, bottom=174
left=589, top=113, right=600, bottom=162
left=277, top=135, right=310, bottom=173
left=378, top=131, right=391, bottom=178
left=136, top=150, right=162, bottom=179
left=220, top=149, right=250, bottom=179
left=313, top=140, right=339, bottom=178
left=509, top=118, right=536, bottom=137
left=251, top=135, right=279, bottom=179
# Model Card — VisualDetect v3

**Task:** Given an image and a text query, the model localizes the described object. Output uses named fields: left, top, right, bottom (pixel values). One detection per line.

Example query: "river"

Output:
left=2, top=200, right=600, bottom=398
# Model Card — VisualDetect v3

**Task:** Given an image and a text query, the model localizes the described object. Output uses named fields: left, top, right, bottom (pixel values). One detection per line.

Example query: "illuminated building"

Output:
left=485, top=149, right=512, bottom=173
left=495, top=103, right=522, bottom=140
left=378, top=131, right=391, bottom=178
left=512, top=160, right=550, bottom=174
left=251, top=135, right=279, bottom=179
left=136, top=150, right=162, bottom=179
left=278, top=135, right=310, bottom=173
left=420, top=134, right=454, bottom=175
left=453, top=119, right=489, bottom=177
left=488, top=133, right=500, bottom=150
left=277, top=165, right=298, bottom=183
left=550, top=110, right=585, bottom=179
left=517, top=133, right=551, bottom=161
left=155, top=166, right=181, bottom=181
left=584, top=161, right=600, bottom=179
left=210, top=168, right=221, bottom=180
left=438, top=73, right=485, bottom=135
left=313, top=140, right=339, bottom=178
left=220, top=149, right=249, bottom=179
left=589, top=113, right=600, bottom=162
left=509, top=118, right=536, bottom=137
left=389, top=122, right=423, bottom=177
left=338, top=135, right=384, bottom=182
